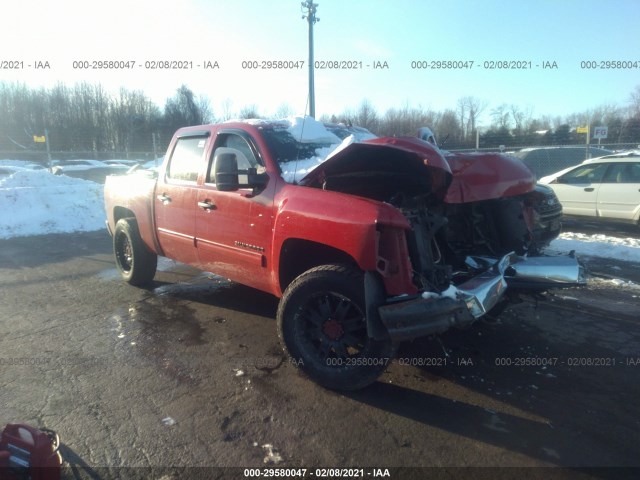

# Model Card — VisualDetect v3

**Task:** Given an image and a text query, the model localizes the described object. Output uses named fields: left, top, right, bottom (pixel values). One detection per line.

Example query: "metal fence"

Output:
left=0, top=150, right=159, bottom=165
left=449, top=143, right=640, bottom=179
left=3, top=142, right=638, bottom=179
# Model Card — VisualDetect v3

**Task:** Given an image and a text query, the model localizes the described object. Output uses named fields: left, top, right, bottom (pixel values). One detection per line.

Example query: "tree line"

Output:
left=1, top=81, right=639, bottom=160
left=0, top=82, right=211, bottom=158
left=322, top=88, right=640, bottom=150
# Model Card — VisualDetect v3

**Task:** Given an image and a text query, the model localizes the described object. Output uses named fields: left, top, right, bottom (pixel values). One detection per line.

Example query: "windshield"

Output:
left=261, top=127, right=342, bottom=183
left=252, top=116, right=376, bottom=184
left=261, top=127, right=335, bottom=165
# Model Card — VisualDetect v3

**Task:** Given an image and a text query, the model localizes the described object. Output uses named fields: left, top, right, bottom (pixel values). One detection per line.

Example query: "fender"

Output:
left=271, top=183, right=414, bottom=296
left=104, top=173, right=160, bottom=254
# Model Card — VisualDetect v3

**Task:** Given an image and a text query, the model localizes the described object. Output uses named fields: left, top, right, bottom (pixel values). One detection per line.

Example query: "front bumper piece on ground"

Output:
left=376, top=253, right=585, bottom=342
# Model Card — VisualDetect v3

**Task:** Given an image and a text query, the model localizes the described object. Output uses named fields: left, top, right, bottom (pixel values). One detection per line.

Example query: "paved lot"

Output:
left=1, top=231, right=639, bottom=479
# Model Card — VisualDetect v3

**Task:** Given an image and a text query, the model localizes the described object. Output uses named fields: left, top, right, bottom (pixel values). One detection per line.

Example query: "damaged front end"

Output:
left=372, top=253, right=512, bottom=342
left=368, top=251, right=585, bottom=343
left=301, top=136, right=586, bottom=343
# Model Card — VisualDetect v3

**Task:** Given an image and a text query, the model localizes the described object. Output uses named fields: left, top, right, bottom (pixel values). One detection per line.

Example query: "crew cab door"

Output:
left=155, top=132, right=210, bottom=265
left=194, top=129, right=274, bottom=292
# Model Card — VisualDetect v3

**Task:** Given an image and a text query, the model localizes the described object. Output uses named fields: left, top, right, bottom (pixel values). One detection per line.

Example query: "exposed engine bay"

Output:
left=299, top=136, right=572, bottom=297
left=390, top=193, right=540, bottom=293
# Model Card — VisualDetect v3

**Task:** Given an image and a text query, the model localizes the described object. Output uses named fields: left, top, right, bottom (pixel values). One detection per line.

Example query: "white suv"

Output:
left=539, top=151, right=640, bottom=225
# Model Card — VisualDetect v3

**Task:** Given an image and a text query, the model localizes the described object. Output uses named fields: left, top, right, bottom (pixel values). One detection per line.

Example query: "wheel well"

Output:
left=279, top=238, right=358, bottom=291
left=113, top=207, right=135, bottom=224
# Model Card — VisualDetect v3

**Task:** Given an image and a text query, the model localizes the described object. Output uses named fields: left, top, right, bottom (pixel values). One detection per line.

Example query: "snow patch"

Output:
left=590, top=277, right=640, bottom=289
left=0, top=169, right=105, bottom=239
left=232, top=116, right=342, bottom=143
left=325, top=134, right=358, bottom=160
left=278, top=134, right=356, bottom=183
left=285, top=116, right=342, bottom=144
left=548, top=232, right=640, bottom=263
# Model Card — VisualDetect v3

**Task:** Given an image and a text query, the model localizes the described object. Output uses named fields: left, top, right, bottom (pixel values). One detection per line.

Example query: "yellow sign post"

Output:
left=33, top=131, right=53, bottom=169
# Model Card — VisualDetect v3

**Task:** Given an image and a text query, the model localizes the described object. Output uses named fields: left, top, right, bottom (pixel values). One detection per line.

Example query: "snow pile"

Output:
left=325, top=134, right=358, bottom=160
left=285, top=116, right=342, bottom=144
left=234, top=116, right=374, bottom=183
left=279, top=154, right=328, bottom=184
left=0, top=160, right=42, bottom=168
left=0, top=169, right=105, bottom=239
left=548, top=232, right=640, bottom=263
left=236, top=116, right=342, bottom=143
left=279, top=134, right=357, bottom=183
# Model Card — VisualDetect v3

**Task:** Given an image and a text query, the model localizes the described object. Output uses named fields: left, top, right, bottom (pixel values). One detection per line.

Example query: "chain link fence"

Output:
left=0, top=150, right=159, bottom=164
left=2, top=142, right=639, bottom=180
left=450, top=142, right=640, bottom=179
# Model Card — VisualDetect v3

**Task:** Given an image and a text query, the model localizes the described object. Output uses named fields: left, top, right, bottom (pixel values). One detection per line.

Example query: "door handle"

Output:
left=198, top=200, right=216, bottom=211
left=583, top=187, right=595, bottom=192
left=157, top=193, right=171, bottom=204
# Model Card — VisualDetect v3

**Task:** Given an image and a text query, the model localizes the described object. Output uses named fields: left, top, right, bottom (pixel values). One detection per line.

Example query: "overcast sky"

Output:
left=2, top=0, right=639, bottom=123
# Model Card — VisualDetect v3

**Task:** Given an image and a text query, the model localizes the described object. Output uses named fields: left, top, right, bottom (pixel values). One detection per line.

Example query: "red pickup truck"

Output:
left=104, top=117, right=584, bottom=390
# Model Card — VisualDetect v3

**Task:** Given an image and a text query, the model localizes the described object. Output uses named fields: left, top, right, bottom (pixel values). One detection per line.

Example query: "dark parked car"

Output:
left=51, top=160, right=128, bottom=183
left=511, top=146, right=613, bottom=179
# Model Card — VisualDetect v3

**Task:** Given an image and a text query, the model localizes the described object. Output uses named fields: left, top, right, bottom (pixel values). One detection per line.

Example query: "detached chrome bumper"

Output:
left=505, top=254, right=587, bottom=289
left=375, top=253, right=584, bottom=343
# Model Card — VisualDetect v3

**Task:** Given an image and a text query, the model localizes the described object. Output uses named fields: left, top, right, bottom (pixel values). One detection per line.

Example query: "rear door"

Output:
left=596, top=162, right=640, bottom=221
left=154, top=132, right=210, bottom=265
left=194, top=129, right=275, bottom=292
left=552, top=163, right=609, bottom=217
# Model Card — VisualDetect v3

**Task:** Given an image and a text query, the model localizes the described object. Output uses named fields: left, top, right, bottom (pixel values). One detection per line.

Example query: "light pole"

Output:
left=301, top=1, right=319, bottom=118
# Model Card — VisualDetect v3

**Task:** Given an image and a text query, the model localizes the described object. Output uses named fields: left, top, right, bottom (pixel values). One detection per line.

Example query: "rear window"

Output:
left=167, top=136, right=207, bottom=182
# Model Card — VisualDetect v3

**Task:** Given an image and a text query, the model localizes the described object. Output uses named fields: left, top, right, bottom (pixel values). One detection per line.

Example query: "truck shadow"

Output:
left=144, top=276, right=279, bottom=319
left=346, top=299, right=640, bottom=471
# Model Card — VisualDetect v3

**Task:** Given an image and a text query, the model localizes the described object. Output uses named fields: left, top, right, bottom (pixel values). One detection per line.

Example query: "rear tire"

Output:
left=113, top=218, right=157, bottom=286
left=277, top=264, right=393, bottom=390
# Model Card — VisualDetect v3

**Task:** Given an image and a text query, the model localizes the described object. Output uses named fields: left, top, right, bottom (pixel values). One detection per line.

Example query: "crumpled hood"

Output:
left=444, top=152, right=536, bottom=203
left=299, top=136, right=453, bottom=201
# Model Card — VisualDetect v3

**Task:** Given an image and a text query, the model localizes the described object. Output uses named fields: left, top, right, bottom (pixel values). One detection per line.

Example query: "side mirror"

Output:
left=214, top=152, right=240, bottom=191
left=213, top=151, right=268, bottom=192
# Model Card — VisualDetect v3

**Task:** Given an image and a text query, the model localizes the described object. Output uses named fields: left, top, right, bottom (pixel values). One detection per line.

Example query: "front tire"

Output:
left=113, top=218, right=157, bottom=286
left=277, top=265, right=394, bottom=390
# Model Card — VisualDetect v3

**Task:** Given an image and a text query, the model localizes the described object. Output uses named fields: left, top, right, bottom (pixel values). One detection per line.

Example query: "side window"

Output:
left=602, top=163, right=626, bottom=183
left=630, top=163, right=640, bottom=182
left=559, top=163, right=608, bottom=184
left=167, top=136, right=207, bottom=182
left=207, top=133, right=260, bottom=183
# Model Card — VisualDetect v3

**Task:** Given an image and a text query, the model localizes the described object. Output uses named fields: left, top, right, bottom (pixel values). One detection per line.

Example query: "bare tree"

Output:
left=510, top=104, right=533, bottom=135
left=491, top=104, right=511, bottom=129
left=274, top=102, right=295, bottom=118
left=629, top=85, right=640, bottom=117
left=457, top=96, right=487, bottom=140
left=354, top=99, right=379, bottom=133
left=239, top=104, right=260, bottom=119
left=197, top=94, right=214, bottom=124
left=434, top=109, right=463, bottom=146
left=220, top=98, right=233, bottom=121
